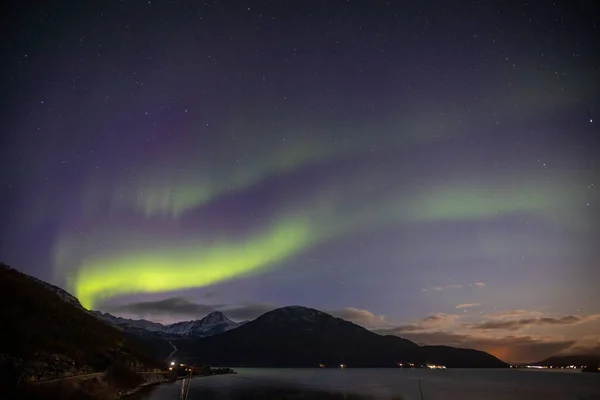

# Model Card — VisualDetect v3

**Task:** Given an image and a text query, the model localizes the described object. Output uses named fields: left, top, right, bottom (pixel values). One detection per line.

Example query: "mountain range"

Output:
left=173, top=306, right=507, bottom=368
left=90, top=305, right=507, bottom=368
left=91, top=310, right=243, bottom=337
left=2, top=263, right=513, bottom=372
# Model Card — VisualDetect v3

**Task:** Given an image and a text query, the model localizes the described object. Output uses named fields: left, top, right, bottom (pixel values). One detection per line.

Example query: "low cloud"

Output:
left=220, top=302, right=277, bottom=321
left=474, top=310, right=600, bottom=330
left=375, top=323, right=578, bottom=363
left=561, top=335, right=600, bottom=356
left=107, top=297, right=220, bottom=317
left=469, top=316, right=582, bottom=331
left=456, top=303, right=482, bottom=309
left=393, top=330, right=576, bottom=364
left=105, top=299, right=389, bottom=327
left=377, top=313, right=460, bottom=333
left=446, top=284, right=464, bottom=289
left=375, top=310, right=600, bottom=363
left=473, top=282, right=487, bottom=288
left=200, top=290, right=219, bottom=299
left=487, top=309, right=541, bottom=319
left=327, top=307, right=386, bottom=328
left=422, top=284, right=464, bottom=292
left=104, top=297, right=277, bottom=322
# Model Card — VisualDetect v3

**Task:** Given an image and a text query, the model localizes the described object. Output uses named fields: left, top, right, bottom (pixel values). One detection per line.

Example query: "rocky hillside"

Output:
left=0, top=263, right=163, bottom=387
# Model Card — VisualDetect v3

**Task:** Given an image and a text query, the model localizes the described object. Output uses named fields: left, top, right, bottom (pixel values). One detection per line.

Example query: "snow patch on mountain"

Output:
left=163, top=311, right=242, bottom=336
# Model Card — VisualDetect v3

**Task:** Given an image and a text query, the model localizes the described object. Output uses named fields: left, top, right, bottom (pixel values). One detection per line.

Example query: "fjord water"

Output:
left=136, top=368, right=600, bottom=400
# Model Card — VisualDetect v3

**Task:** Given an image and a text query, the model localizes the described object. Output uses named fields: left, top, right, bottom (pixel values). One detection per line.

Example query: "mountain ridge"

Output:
left=2, top=264, right=510, bottom=369
left=173, top=305, right=508, bottom=368
left=534, top=354, right=600, bottom=367
left=0, top=263, right=164, bottom=382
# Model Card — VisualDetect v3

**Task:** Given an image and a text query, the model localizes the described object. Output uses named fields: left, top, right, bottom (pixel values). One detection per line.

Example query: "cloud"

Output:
left=487, top=309, right=542, bottom=319
left=456, top=303, right=482, bottom=309
left=473, top=282, right=487, bottom=288
left=104, top=296, right=278, bottom=322
left=105, top=299, right=394, bottom=328
left=391, top=330, right=576, bottom=364
left=422, top=313, right=459, bottom=325
left=200, top=290, right=219, bottom=299
left=377, top=313, right=460, bottom=334
left=560, top=335, right=600, bottom=356
left=107, top=296, right=220, bottom=317
left=373, top=310, right=600, bottom=363
left=219, top=302, right=277, bottom=321
left=446, top=284, right=464, bottom=289
left=423, top=284, right=464, bottom=292
left=327, top=307, right=386, bottom=328
left=468, top=310, right=600, bottom=330
left=469, top=316, right=583, bottom=331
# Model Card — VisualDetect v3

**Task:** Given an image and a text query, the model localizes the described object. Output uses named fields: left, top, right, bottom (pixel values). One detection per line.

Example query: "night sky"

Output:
left=1, top=1, right=598, bottom=363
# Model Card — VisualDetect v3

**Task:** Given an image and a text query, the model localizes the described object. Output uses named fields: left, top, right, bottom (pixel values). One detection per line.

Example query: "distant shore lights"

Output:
left=426, top=364, right=446, bottom=369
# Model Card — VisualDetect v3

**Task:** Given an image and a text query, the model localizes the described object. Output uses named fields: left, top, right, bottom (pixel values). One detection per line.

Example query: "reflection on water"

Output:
left=133, top=368, right=600, bottom=400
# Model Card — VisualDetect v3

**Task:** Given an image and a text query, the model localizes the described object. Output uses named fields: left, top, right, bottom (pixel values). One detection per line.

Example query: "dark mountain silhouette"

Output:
left=0, top=263, right=163, bottom=385
left=175, top=306, right=507, bottom=368
left=419, top=345, right=506, bottom=368
left=1, top=263, right=507, bottom=378
left=536, top=354, right=600, bottom=367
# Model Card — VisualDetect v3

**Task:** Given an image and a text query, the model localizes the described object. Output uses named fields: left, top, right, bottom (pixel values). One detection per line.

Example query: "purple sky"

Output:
left=1, top=1, right=598, bottom=363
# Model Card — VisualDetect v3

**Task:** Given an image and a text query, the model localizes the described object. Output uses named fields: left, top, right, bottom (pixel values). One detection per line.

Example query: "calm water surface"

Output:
left=135, top=368, right=600, bottom=400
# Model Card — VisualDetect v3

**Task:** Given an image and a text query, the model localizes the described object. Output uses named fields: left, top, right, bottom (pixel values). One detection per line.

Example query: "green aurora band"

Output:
left=89, top=102, right=513, bottom=218
left=72, top=216, right=317, bottom=309
left=61, top=172, right=592, bottom=309
left=76, top=67, right=595, bottom=220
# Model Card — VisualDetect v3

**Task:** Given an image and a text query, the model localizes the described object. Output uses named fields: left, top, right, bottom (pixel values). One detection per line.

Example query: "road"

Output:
left=30, top=340, right=178, bottom=385
left=32, top=371, right=166, bottom=385
left=31, top=372, right=104, bottom=384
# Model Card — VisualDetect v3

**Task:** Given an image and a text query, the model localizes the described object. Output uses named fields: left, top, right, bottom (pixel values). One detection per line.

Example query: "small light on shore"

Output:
left=426, top=364, right=446, bottom=369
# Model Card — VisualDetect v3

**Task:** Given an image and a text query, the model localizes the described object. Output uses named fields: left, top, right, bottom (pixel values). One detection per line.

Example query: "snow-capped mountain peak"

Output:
left=162, top=311, right=241, bottom=336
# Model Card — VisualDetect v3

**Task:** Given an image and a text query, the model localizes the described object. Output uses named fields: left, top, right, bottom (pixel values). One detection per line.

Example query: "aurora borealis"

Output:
left=1, top=1, right=598, bottom=363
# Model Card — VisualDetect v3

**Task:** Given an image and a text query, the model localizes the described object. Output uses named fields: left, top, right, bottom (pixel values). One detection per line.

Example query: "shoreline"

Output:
left=120, top=373, right=173, bottom=398
left=122, top=369, right=237, bottom=398
left=17, top=369, right=236, bottom=399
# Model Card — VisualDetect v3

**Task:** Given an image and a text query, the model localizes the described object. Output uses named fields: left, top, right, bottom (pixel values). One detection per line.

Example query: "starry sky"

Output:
left=1, top=0, right=598, bottom=364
